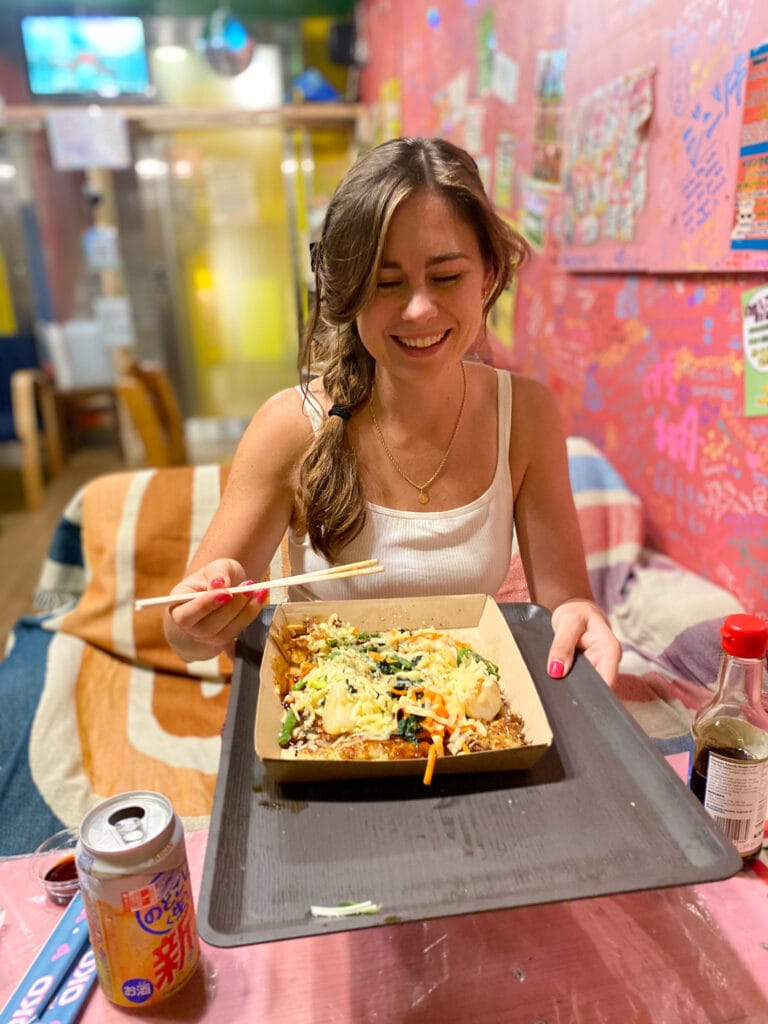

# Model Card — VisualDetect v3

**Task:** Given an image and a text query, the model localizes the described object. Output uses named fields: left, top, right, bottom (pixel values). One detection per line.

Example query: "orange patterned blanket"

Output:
left=25, top=465, right=291, bottom=844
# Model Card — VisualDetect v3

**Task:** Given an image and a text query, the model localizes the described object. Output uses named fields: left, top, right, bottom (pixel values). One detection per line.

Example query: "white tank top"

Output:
left=287, top=367, right=514, bottom=600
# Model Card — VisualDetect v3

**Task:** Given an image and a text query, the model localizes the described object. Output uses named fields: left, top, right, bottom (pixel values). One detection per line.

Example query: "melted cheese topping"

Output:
left=273, top=616, right=525, bottom=759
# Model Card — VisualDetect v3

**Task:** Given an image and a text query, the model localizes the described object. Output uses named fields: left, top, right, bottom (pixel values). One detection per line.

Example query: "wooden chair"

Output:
left=0, top=333, right=63, bottom=509
left=115, top=360, right=189, bottom=467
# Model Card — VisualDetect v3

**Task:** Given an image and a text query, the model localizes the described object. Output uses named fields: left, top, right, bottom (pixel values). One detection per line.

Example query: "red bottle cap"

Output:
left=720, top=614, right=768, bottom=659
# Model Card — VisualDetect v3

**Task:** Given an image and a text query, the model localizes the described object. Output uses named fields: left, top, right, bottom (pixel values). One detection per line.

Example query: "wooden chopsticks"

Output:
left=133, top=559, right=383, bottom=611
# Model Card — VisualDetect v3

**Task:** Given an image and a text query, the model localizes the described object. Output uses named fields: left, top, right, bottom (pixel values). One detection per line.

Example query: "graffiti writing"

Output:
left=682, top=51, right=747, bottom=168
left=653, top=405, right=700, bottom=472
left=701, top=479, right=768, bottom=521
left=642, top=353, right=678, bottom=403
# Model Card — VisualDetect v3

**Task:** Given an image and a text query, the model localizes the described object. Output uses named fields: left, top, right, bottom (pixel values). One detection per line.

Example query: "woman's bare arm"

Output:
left=163, top=388, right=313, bottom=662
left=510, top=376, right=621, bottom=684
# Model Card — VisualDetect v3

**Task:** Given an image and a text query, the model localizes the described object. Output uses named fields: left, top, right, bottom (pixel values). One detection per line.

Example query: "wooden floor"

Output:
left=0, top=446, right=124, bottom=652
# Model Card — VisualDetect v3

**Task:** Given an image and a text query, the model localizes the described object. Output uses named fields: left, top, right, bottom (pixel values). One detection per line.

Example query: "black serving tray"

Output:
left=197, top=603, right=742, bottom=947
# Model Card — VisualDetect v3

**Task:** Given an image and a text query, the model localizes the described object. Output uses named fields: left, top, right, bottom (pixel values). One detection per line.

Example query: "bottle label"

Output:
left=703, top=752, right=768, bottom=855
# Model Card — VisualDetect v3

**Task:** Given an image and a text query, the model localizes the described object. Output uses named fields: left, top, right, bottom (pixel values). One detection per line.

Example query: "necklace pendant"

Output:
left=418, top=491, right=429, bottom=505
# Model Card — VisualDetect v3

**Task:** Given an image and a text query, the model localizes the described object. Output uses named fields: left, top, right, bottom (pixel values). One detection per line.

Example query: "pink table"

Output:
left=2, top=756, right=768, bottom=1023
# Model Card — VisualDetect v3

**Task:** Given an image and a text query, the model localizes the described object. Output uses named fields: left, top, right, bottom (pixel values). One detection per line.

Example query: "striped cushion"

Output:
left=565, top=436, right=644, bottom=611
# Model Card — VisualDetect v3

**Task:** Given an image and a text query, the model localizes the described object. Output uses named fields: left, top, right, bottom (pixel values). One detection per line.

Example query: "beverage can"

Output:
left=74, top=791, right=200, bottom=1007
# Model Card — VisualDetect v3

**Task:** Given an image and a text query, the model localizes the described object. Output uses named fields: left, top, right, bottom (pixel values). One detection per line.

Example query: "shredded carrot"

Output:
left=423, top=743, right=437, bottom=786
left=424, top=690, right=449, bottom=720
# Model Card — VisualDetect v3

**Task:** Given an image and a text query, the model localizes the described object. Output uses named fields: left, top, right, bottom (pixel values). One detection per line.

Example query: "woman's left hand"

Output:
left=547, top=599, right=621, bottom=686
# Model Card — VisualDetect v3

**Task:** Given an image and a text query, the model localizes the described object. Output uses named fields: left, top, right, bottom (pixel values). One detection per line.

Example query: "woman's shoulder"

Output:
left=255, top=382, right=327, bottom=423
left=475, top=365, right=556, bottom=413
left=508, top=371, right=558, bottom=409
left=237, top=385, right=318, bottom=460
left=507, top=373, right=566, bottom=450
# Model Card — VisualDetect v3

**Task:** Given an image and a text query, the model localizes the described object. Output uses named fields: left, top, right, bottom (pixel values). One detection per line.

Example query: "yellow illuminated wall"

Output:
left=143, top=21, right=355, bottom=419
left=0, top=249, right=16, bottom=333
left=172, top=127, right=299, bottom=417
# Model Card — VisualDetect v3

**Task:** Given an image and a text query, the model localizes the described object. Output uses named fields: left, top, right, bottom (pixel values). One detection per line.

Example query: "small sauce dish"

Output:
left=30, top=827, right=80, bottom=904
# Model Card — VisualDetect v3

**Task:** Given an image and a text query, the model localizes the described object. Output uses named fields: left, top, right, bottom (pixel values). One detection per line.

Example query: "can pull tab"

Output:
left=108, top=805, right=147, bottom=845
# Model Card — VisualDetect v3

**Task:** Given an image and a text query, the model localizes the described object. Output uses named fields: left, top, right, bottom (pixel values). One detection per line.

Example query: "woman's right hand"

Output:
left=163, top=557, right=269, bottom=662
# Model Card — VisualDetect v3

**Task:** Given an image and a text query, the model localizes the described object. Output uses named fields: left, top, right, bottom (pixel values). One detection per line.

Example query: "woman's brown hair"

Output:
left=296, top=136, right=528, bottom=561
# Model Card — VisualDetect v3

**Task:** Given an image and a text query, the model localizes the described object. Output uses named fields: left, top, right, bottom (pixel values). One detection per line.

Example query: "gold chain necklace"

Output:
left=369, top=362, right=467, bottom=505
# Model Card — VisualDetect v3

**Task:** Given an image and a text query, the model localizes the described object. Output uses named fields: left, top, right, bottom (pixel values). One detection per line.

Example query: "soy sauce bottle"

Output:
left=689, top=614, right=768, bottom=858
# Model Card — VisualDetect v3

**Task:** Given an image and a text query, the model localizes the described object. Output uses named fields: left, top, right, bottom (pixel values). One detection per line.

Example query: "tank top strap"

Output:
left=296, top=384, right=325, bottom=432
left=495, top=368, right=512, bottom=470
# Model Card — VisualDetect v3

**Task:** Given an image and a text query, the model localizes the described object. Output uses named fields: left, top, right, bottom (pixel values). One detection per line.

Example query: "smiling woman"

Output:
left=163, top=136, right=623, bottom=692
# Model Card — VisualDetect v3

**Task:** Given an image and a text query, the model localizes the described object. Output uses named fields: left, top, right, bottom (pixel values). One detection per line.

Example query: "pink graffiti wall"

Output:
left=359, top=0, right=768, bottom=613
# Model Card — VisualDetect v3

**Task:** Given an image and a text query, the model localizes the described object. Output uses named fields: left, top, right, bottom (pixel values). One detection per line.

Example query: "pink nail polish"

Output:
left=210, top=577, right=226, bottom=588
left=251, top=589, right=269, bottom=604
left=548, top=659, right=565, bottom=679
left=215, top=592, right=233, bottom=604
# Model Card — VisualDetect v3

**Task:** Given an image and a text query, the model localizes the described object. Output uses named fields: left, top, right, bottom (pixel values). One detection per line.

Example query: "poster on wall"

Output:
left=493, top=132, right=516, bottom=211
left=742, top=283, right=768, bottom=416
left=82, top=225, right=120, bottom=270
left=464, top=103, right=485, bottom=155
left=730, top=42, right=768, bottom=251
left=202, top=158, right=257, bottom=227
left=519, top=176, right=560, bottom=252
left=433, top=70, right=469, bottom=136
left=492, top=50, right=519, bottom=106
left=487, top=278, right=517, bottom=352
left=46, top=109, right=130, bottom=170
left=562, top=64, right=655, bottom=248
left=532, top=49, right=567, bottom=183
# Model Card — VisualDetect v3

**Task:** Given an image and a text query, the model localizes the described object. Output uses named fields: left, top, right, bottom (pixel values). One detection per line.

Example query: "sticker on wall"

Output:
left=492, top=50, right=519, bottom=106
left=464, top=103, right=485, bottom=155
left=82, top=224, right=120, bottom=271
left=433, top=70, right=469, bottom=135
left=519, top=175, right=558, bottom=252
left=742, top=283, right=768, bottom=416
left=448, top=70, right=469, bottom=125
left=46, top=109, right=130, bottom=170
left=562, top=64, right=655, bottom=246
left=202, top=158, right=257, bottom=227
left=493, top=131, right=516, bottom=211
left=532, top=49, right=567, bottom=183
left=730, top=42, right=768, bottom=251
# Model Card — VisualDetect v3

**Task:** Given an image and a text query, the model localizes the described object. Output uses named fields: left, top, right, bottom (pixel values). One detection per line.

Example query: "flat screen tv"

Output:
left=20, top=13, right=154, bottom=102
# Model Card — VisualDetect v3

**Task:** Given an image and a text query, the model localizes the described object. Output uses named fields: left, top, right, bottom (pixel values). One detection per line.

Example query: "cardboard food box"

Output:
left=255, top=594, right=553, bottom=782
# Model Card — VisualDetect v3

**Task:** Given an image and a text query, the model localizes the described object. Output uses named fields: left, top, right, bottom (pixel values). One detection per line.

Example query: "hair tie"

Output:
left=328, top=404, right=351, bottom=422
